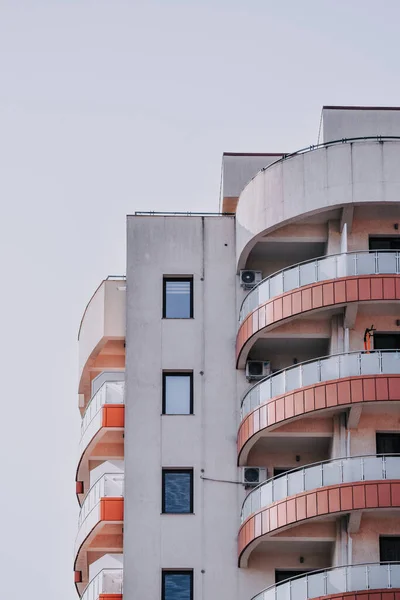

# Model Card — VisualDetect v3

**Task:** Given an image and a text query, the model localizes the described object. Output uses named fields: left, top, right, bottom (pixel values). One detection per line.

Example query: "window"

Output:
left=273, top=468, right=293, bottom=478
left=275, top=570, right=310, bottom=584
left=380, top=537, right=400, bottom=562
left=369, top=236, right=400, bottom=251
left=374, top=333, right=400, bottom=350
left=162, top=570, right=193, bottom=600
left=162, top=469, right=193, bottom=514
left=376, top=432, right=400, bottom=455
left=163, top=372, right=193, bottom=415
left=163, top=277, right=193, bottom=319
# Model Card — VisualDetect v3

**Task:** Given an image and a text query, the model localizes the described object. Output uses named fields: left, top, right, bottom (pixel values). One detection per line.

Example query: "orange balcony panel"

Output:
left=100, top=498, right=124, bottom=521
left=238, top=480, right=400, bottom=567
left=100, top=596, right=123, bottom=600
left=102, top=405, right=125, bottom=428
left=74, top=571, right=82, bottom=583
left=236, top=274, right=400, bottom=367
left=238, top=374, right=400, bottom=464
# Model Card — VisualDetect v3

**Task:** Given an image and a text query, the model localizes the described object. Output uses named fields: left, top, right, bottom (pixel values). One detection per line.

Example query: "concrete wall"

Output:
left=222, top=154, right=283, bottom=199
left=323, top=107, right=400, bottom=143
left=125, top=215, right=263, bottom=599
left=78, top=279, right=126, bottom=394
left=351, top=515, right=400, bottom=564
left=236, top=139, right=400, bottom=270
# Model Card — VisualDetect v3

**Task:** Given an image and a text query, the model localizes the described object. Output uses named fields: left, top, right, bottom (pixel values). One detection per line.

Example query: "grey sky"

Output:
left=0, top=1, right=399, bottom=598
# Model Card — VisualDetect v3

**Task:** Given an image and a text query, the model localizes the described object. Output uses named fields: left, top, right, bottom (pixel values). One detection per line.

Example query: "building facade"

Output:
left=74, top=106, right=400, bottom=600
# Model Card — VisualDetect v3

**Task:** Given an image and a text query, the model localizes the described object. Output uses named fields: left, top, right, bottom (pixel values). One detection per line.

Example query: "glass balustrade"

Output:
left=81, top=568, right=123, bottom=600
left=78, top=474, right=124, bottom=529
left=239, top=251, right=400, bottom=324
left=252, top=563, right=400, bottom=600
left=241, top=454, right=400, bottom=523
left=241, top=350, right=400, bottom=421
left=81, top=380, right=125, bottom=439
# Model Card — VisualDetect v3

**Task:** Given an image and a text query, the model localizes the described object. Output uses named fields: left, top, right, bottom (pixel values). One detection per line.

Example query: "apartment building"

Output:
left=74, top=106, right=400, bottom=600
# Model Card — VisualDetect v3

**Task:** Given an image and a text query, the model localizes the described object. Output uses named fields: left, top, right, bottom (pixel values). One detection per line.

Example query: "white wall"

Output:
left=89, top=459, right=124, bottom=487
left=222, top=154, right=283, bottom=199
left=323, top=107, right=400, bottom=143
left=124, top=216, right=269, bottom=599
left=88, top=553, right=123, bottom=581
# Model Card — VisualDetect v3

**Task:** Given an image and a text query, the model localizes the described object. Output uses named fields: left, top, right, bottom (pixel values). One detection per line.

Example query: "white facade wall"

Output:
left=124, top=216, right=268, bottom=599
left=323, top=107, right=400, bottom=143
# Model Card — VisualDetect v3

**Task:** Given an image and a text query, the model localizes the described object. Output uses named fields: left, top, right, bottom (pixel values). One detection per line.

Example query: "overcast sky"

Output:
left=1, top=1, right=400, bottom=598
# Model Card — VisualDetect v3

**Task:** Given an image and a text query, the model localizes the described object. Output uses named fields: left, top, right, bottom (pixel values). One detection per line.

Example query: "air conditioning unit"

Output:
left=246, top=360, right=271, bottom=381
left=242, top=467, right=267, bottom=487
left=240, top=270, right=262, bottom=289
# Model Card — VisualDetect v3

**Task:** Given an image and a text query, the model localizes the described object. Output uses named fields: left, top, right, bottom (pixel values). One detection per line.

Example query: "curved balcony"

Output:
left=235, top=137, right=400, bottom=270
left=239, top=455, right=400, bottom=566
left=239, top=251, right=400, bottom=324
left=78, top=277, right=126, bottom=405
left=76, top=473, right=124, bottom=556
left=75, top=473, right=124, bottom=593
left=237, top=252, right=400, bottom=367
left=81, top=569, right=123, bottom=600
left=251, top=563, right=400, bottom=600
left=79, top=381, right=125, bottom=460
left=238, top=350, right=400, bottom=463
left=77, top=380, right=125, bottom=501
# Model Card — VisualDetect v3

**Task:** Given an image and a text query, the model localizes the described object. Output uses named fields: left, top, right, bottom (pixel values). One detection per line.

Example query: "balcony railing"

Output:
left=81, top=381, right=125, bottom=438
left=239, top=251, right=400, bottom=323
left=241, top=350, right=400, bottom=421
left=81, top=569, right=123, bottom=600
left=78, top=474, right=124, bottom=529
left=241, top=454, right=400, bottom=523
left=252, top=563, right=400, bottom=600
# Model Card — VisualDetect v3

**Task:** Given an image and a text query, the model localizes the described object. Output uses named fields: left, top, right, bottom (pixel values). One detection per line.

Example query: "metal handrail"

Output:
left=81, top=380, right=125, bottom=439
left=241, top=349, right=400, bottom=417
left=134, top=211, right=235, bottom=216
left=251, top=562, right=400, bottom=600
left=241, top=454, right=400, bottom=523
left=245, top=135, right=400, bottom=189
left=239, top=250, right=400, bottom=323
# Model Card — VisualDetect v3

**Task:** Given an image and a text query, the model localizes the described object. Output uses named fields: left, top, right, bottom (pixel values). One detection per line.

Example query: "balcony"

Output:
left=79, top=381, right=125, bottom=461
left=81, top=569, right=123, bottom=600
left=75, top=474, right=124, bottom=593
left=238, top=350, right=400, bottom=463
left=251, top=563, right=400, bottom=600
left=237, top=251, right=400, bottom=367
left=239, top=455, right=400, bottom=566
left=235, top=137, right=400, bottom=270
left=77, top=380, right=125, bottom=501
left=78, top=278, right=126, bottom=407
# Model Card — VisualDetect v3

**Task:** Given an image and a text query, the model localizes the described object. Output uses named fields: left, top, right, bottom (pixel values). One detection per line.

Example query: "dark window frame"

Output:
left=369, top=236, right=400, bottom=251
left=163, top=277, right=194, bottom=319
left=373, top=332, right=400, bottom=351
left=376, top=432, right=400, bottom=455
left=162, top=468, right=194, bottom=514
left=162, top=570, right=194, bottom=600
left=162, top=371, right=194, bottom=415
left=380, top=536, right=400, bottom=562
left=275, top=570, right=311, bottom=584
